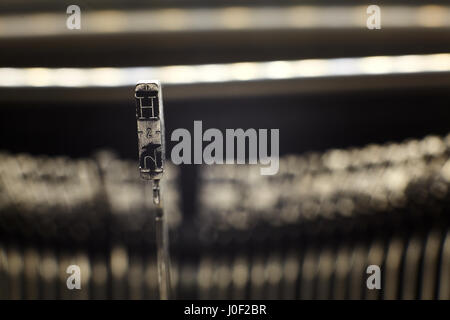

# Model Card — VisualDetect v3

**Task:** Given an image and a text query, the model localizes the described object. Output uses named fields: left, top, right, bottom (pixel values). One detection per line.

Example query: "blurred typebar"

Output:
left=0, top=133, right=449, bottom=299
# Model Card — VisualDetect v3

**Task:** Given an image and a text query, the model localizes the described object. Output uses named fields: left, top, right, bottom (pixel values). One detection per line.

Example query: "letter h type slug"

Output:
left=134, top=81, right=165, bottom=181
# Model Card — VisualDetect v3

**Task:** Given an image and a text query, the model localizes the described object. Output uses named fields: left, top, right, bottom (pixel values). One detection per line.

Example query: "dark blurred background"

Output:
left=0, top=0, right=449, bottom=300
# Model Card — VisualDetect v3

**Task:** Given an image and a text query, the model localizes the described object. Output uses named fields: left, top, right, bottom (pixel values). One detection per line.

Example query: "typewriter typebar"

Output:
left=134, top=81, right=171, bottom=299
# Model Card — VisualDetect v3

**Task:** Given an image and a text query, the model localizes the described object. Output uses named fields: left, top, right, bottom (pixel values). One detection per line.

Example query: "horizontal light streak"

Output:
left=0, top=6, right=449, bottom=38
left=0, top=53, right=449, bottom=88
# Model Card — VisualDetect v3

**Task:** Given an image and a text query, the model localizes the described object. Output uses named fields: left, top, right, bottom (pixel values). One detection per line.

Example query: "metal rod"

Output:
left=152, top=180, right=171, bottom=300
